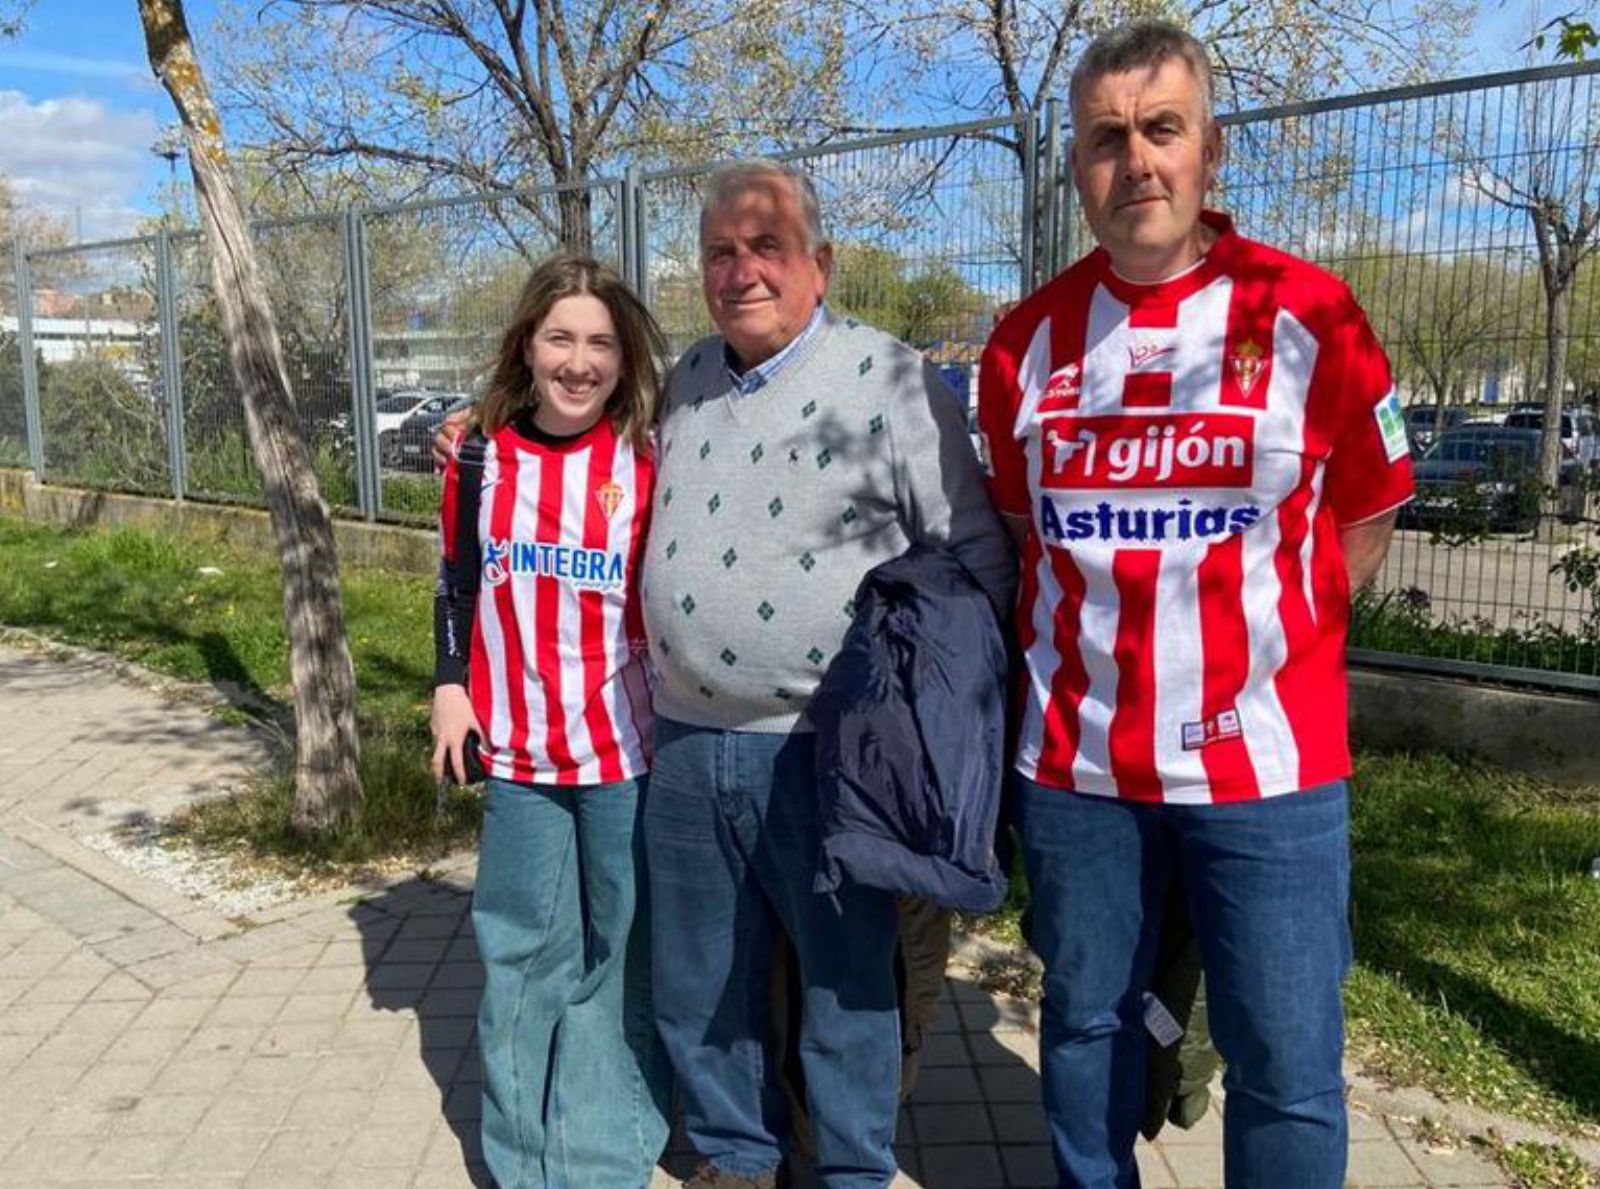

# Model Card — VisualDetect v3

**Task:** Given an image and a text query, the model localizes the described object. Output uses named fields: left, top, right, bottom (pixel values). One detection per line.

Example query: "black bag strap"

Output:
left=453, top=427, right=488, bottom=561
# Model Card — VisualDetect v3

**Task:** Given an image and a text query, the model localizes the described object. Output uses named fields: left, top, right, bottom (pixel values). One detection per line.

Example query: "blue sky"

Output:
left=0, top=0, right=1564, bottom=244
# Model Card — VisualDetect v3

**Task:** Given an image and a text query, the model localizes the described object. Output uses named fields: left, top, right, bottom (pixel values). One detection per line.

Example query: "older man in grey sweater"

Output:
left=642, top=160, right=1012, bottom=1189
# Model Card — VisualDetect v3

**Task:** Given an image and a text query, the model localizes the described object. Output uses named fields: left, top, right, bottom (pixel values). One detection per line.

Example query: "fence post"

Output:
left=1051, top=100, right=1076, bottom=276
left=343, top=209, right=381, bottom=520
left=153, top=230, right=188, bottom=500
left=620, top=170, right=639, bottom=293
left=1041, top=97, right=1064, bottom=282
left=629, top=167, right=650, bottom=309
left=13, top=247, right=43, bottom=480
left=1021, top=109, right=1039, bottom=294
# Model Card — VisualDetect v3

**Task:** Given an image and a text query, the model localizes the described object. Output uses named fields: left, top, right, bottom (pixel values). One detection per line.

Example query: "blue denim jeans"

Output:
left=473, top=776, right=670, bottom=1189
left=643, top=719, right=901, bottom=1187
left=1015, top=778, right=1352, bottom=1189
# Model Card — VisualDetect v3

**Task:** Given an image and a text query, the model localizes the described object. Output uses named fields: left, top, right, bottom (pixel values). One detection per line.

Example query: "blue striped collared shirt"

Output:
left=724, top=303, right=827, bottom=396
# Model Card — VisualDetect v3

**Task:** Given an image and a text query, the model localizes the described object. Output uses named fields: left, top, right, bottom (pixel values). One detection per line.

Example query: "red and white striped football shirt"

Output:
left=978, top=214, right=1413, bottom=804
left=439, top=417, right=654, bottom=786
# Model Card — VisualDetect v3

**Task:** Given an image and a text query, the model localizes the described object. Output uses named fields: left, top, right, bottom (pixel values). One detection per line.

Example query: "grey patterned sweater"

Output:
left=641, top=310, right=1011, bottom=732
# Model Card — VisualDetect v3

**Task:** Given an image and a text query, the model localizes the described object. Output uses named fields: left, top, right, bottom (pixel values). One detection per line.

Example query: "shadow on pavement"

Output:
left=351, top=874, right=492, bottom=1187
left=899, top=972, right=1047, bottom=1188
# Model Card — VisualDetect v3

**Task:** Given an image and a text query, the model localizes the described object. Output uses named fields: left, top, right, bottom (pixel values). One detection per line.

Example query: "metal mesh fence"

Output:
left=173, top=214, right=358, bottom=510
left=641, top=118, right=1032, bottom=417
left=26, top=239, right=169, bottom=493
left=1212, top=68, right=1600, bottom=683
left=361, top=182, right=625, bottom=520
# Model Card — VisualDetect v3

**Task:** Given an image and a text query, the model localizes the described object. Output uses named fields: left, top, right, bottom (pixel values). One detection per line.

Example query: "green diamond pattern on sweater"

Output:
left=642, top=311, right=998, bottom=733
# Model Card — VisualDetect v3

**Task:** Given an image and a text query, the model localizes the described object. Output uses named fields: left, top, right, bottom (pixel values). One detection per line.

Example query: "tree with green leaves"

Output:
left=1348, top=249, right=1529, bottom=432
left=828, top=242, right=991, bottom=347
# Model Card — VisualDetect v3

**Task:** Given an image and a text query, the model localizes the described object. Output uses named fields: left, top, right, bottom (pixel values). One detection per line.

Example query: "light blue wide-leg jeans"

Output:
left=474, top=775, right=670, bottom=1189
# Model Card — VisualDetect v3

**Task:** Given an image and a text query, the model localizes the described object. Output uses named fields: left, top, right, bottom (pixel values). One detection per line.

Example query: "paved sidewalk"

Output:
left=0, top=641, right=1515, bottom=1187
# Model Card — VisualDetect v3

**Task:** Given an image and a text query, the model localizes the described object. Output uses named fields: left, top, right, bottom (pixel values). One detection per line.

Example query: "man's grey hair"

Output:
left=699, top=159, right=828, bottom=252
left=1068, top=20, right=1216, bottom=125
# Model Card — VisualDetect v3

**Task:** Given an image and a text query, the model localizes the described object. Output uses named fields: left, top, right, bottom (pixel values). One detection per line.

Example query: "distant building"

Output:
left=0, top=315, right=155, bottom=383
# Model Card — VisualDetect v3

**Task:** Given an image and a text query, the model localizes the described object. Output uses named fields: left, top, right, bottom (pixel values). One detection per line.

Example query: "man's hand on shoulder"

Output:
left=432, top=407, right=474, bottom=472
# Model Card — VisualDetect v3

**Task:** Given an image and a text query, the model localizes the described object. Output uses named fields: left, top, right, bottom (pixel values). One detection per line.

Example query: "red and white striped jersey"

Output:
left=978, top=214, right=1413, bottom=804
left=438, top=417, right=654, bottom=786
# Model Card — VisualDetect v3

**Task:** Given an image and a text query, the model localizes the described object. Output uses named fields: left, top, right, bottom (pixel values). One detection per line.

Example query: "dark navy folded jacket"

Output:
left=811, top=543, right=1011, bottom=912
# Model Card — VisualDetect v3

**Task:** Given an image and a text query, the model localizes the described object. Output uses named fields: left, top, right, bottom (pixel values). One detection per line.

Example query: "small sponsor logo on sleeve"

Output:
left=1375, top=390, right=1410, bottom=463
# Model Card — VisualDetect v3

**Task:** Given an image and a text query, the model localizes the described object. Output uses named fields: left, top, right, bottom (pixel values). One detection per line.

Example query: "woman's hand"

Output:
left=431, top=683, right=484, bottom=784
left=432, top=407, right=474, bottom=472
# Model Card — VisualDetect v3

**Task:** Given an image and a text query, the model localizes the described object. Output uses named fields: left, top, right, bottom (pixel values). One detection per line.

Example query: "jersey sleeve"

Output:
left=433, top=429, right=481, bottom=688
left=1320, top=296, right=1414, bottom=526
left=977, top=324, right=1032, bottom=521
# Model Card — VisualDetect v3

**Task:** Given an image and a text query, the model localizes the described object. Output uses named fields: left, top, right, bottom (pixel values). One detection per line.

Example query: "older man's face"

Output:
left=701, top=178, right=832, bottom=369
left=1070, top=56, right=1221, bottom=283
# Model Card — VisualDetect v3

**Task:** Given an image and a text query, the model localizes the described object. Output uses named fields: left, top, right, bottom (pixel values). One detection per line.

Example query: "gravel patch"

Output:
left=79, top=820, right=314, bottom=918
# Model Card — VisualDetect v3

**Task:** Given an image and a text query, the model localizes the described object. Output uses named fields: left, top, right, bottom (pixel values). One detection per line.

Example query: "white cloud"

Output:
left=0, top=90, right=161, bottom=243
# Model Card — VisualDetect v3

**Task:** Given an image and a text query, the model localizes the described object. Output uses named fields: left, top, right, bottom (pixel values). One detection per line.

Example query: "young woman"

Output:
left=431, top=255, right=670, bottom=1189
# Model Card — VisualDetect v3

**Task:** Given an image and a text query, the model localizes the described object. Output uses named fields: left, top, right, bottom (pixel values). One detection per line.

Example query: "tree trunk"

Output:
left=139, top=0, right=362, bottom=833
left=1540, top=282, right=1571, bottom=491
left=558, top=185, right=593, bottom=256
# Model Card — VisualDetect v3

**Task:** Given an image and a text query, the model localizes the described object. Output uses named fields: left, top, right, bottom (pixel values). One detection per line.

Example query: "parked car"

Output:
left=1500, top=406, right=1600, bottom=472
left=1402, top=404, right=1470, bottom=452
left=1402, top=425, right=1579, bottom=534
left=373, top=390, right=436, bottom=437
left=381, top=393, right=473, bottom=472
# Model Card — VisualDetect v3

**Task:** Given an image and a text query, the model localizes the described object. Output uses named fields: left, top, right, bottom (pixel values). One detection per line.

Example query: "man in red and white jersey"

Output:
left=977, top=20, right=1412, bottom=1188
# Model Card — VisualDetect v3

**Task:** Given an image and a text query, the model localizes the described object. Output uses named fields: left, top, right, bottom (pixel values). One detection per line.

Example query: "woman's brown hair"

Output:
left=477, top=255, right=665, bottom=451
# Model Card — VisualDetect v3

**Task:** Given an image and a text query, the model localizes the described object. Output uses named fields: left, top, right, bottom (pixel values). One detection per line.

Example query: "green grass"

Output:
left=175, top=721, right=482, bottom=867
left=1481, top=1135, right=1597, bottom=1188
left=0, top=514, right=434, bottom=722
left=961, top=750, right=1600, bottom=1135
left=0, top=513, right=468, bottom=865
left=1346, top=751, right=1600, bottom=1134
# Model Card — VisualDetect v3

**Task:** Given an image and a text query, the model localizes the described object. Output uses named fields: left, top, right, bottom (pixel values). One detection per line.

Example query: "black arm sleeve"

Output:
left=433, top=431, right=486, bottom=688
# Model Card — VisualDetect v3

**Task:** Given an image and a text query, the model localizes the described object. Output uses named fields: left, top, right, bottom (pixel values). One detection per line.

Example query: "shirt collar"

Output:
left=724, top=303, right=827, bottom=396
